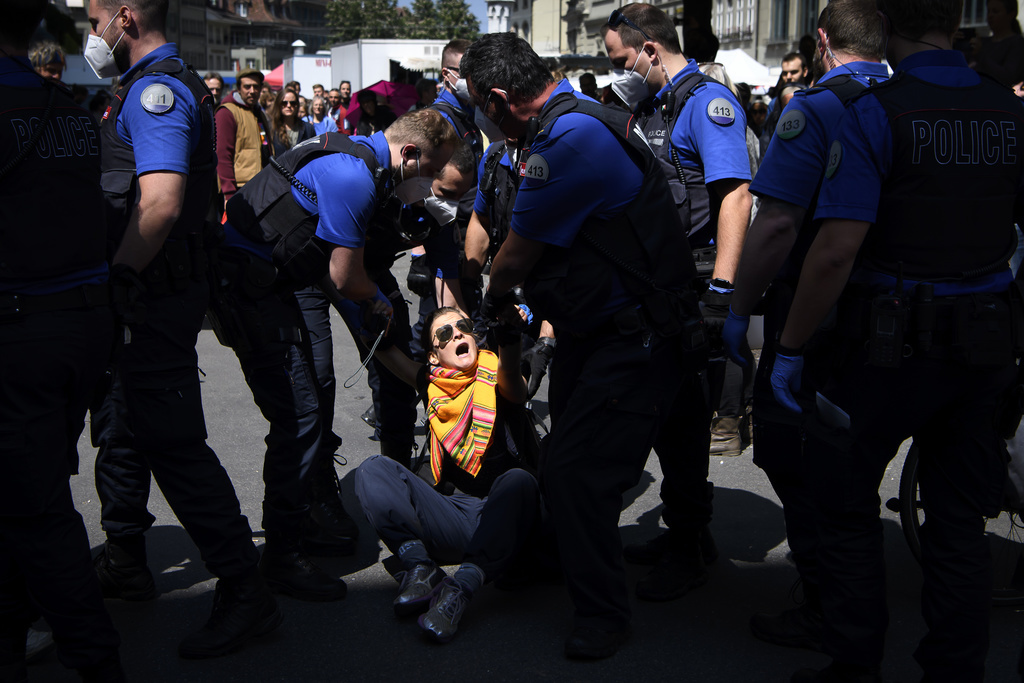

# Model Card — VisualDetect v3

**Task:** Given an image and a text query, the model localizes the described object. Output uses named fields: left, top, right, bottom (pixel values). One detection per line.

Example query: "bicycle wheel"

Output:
left=898, top=441, right=1024, bottom=606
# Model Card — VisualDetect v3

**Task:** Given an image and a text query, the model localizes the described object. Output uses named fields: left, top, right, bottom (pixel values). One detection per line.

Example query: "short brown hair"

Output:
left=385, top=108, right=460, bottom=155
left=877, top=0, right=962, bottom=40
left=442, top=39, right=472, bottom=69
left=603, top=3, right=682, bottom=55
left=821, top=0, right=884, bottom=61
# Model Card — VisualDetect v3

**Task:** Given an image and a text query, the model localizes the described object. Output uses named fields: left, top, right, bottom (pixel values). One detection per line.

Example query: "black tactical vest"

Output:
left=430, top=98, right=483, bottom=162
left=520, top=94, right=697, bottom=333
left=227, top=132, right=389, bottom=287
left=777, top=75, right=873, bottom=283
left=863, top=72, right=1024, bottom=280
left=0, top=78, right=106, bottom=281
left=100, top=58, right=216, bottom=251
left=635, top=71, right=714, bottom=241
left=479, top=142, right=519, bottom=258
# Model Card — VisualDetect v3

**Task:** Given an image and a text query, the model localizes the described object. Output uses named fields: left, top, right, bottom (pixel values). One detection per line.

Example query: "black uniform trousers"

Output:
left=295, top=286, right=343, bottom=457
left=0, top=307, right=121, bottom=671
left=207, top=249, right=324, bottom=539
left=750, top=282, right=824, bottom=587
left=92, top=277, right=259, bottom=578
left=341, top=270, right=417, bottom=452
left=543, top=329, right=682, bottom=631
left=354, top=454, right=540, bottom=578
left=652, top=370, right=714, bottom=536
left=807, top=346, right=1013, bottom=681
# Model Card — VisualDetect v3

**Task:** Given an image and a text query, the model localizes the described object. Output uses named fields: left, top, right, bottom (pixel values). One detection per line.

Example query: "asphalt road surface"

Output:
left=31, top=264, right=1024, bottom=682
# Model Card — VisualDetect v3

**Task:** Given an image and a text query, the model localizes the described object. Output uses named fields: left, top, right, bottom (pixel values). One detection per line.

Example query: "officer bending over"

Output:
left=771, top=0, right=1024, bottom=679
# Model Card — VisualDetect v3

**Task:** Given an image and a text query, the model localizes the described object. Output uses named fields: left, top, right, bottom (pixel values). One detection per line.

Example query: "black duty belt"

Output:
left=0, top=283, right=110, bottom=318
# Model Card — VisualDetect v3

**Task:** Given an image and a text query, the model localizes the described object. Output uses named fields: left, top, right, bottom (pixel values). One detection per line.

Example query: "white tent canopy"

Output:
left=715, top=49, right=774, bottom=88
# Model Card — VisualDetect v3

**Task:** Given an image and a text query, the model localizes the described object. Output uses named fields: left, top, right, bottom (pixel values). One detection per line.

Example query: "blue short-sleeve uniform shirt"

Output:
left=751, top=61, right=890, bottom=208
left=659, top=61, right=751, bottom=185
left=114, top=43, right=200, bottom=176
left=511, top=80, right=643, bottom=247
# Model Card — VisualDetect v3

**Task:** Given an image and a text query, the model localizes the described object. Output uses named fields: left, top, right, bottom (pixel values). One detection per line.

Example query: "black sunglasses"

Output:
left=434, top=318, right=474, bottom=349
left=608, top=9, right=652, bottom=41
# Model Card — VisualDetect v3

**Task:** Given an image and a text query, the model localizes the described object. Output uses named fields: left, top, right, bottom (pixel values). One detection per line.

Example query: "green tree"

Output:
left=406, top=0, right=438, bottom=39
left=327, top=0, right=406, bottom=42
left=433, top=0, right=479, bottom=40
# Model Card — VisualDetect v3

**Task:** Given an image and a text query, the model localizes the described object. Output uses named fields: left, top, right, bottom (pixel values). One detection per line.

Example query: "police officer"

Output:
left=603, top=3, right=752, bottom=600
left=0, top=2, right=123, bottom=679
left=223, top=108, right=459, bottom=464
left=86, top=0, right=280, bottom=659
left=770, top=0, right=1024, bottom=679
left=722, top=0, right=888, bottom=653
left=463, top=32, right=702, bottom=659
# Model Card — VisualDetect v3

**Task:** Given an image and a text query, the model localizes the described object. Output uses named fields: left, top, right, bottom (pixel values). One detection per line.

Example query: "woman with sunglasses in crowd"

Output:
left=269, top=89, right=316, bottom=157
left=349, top=305, right=544, bottom=644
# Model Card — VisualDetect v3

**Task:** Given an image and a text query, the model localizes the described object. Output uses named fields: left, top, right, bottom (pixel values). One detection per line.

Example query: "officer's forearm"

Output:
left=463, top=212, right=490, bottom=281
left=731, top=197, right=806, bottom=316
left=113, top=172, right=186, bottom=272
left=489, top=231, right=545, bottom=295
left=437, top=277, right=467, bottom=313
left=328, top=245, right=378, bottom=300
left=779, top=218, right=869, bottom=349
left=710, top=179, right=753, bottom=282
left=496, top=340, right=529, bottom=405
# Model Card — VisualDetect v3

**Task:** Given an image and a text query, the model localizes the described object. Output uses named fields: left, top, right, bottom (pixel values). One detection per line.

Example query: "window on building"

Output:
left=799, top=0, right=818, bottom=36
left=771, top=0, right=789, bottom=40
left=237, top=1, right=248, bottom=17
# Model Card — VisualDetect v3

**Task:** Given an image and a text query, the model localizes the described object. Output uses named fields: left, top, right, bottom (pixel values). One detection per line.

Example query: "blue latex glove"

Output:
left=723, top=307, right=751, bottom=367
left=771, top=351, right=804, bottom=413
left=372, top=287, right=394, bottom=317
left=517, top=304, right=534, bottom=325
left=335, top=298, right=367, bottom=335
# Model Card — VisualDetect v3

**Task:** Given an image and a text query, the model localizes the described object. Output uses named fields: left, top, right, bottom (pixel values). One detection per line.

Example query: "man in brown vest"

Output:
left=214, top=68, right=271, bottom=211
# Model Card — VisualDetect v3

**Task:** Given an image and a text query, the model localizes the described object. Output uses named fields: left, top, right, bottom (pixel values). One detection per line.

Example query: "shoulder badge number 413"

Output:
left=706, top=97, right=736, bottom=126
left=523, top=154, right=549, bottom=183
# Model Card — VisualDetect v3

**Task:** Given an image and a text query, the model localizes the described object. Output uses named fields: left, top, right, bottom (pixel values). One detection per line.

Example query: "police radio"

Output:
left=868, top=264, right=907, bottom=368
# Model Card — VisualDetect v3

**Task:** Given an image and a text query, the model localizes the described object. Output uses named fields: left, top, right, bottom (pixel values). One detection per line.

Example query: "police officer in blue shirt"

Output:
left=224, top=109, right=459, bottom=471
left=770, top=0, right=1024, bottom=679
left=722, top=0, right=888, bottom=654
left=463, top=32, right=703, bottom=659
left=603, top=2, right=753, bottom=601
left=0, top=2, right=123, bottom=679
left=85, top=0, right=279, bottom=660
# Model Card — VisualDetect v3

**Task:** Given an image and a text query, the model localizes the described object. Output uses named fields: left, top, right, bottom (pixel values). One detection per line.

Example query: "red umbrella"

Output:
left=343, top=80, right=418, bottom=131
left=265, top=64, right=284, bottom=90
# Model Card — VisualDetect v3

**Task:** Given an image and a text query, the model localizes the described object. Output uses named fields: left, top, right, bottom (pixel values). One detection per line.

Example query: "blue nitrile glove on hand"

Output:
left=723, top=307, right=750, bottom=366
left=771, top=348, right=804, bottom=413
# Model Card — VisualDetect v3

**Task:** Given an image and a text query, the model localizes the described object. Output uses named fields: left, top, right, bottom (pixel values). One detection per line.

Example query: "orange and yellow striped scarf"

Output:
left=427, top=349, right=499, bottom=484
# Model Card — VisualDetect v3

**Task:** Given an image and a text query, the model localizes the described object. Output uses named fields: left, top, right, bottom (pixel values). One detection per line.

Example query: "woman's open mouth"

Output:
left=455, top=342, right=471, bottom=357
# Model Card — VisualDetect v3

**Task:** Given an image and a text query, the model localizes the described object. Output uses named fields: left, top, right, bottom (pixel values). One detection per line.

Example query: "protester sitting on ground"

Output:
left=352, top=306, right=542, bottom=643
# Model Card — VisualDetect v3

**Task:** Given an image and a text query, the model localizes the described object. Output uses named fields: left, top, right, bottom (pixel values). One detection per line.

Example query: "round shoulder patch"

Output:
left=776, top=109, right=806, bottom=140
left=825, top=140, right=843, bottom=178
left=523, top=154, right=549, bottom=183
left=706, top=97, right=736, bottom=126
left=140, top=83, right=175, bottom=114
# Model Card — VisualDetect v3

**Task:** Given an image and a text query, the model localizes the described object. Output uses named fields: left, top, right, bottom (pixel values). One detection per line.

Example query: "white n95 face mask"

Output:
left=423, top=189, right=459, bottom=226
left=452, top=78, right=472, bottom=106
left=611, top=56, right=653, bottom=109
left=394, top=155, right=434, bottom=205
left=84, top=15, right=125, bottom=79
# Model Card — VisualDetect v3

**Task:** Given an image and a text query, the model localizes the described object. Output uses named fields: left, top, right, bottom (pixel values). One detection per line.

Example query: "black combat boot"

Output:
left=93, top=539, right=157, bottom=601
left=750, top=580, right=823, bottom=652
left=259, top=534, right=347, bottom=602
left=302, top=453, right=359, bottom=557
left=178, top=568, right=282, bottom=659
left=634, top=534, right=709, bottom=602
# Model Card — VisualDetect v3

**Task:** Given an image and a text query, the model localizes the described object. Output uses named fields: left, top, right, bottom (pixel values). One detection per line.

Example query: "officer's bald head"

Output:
left=1, top=0, right=46, bottom=50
